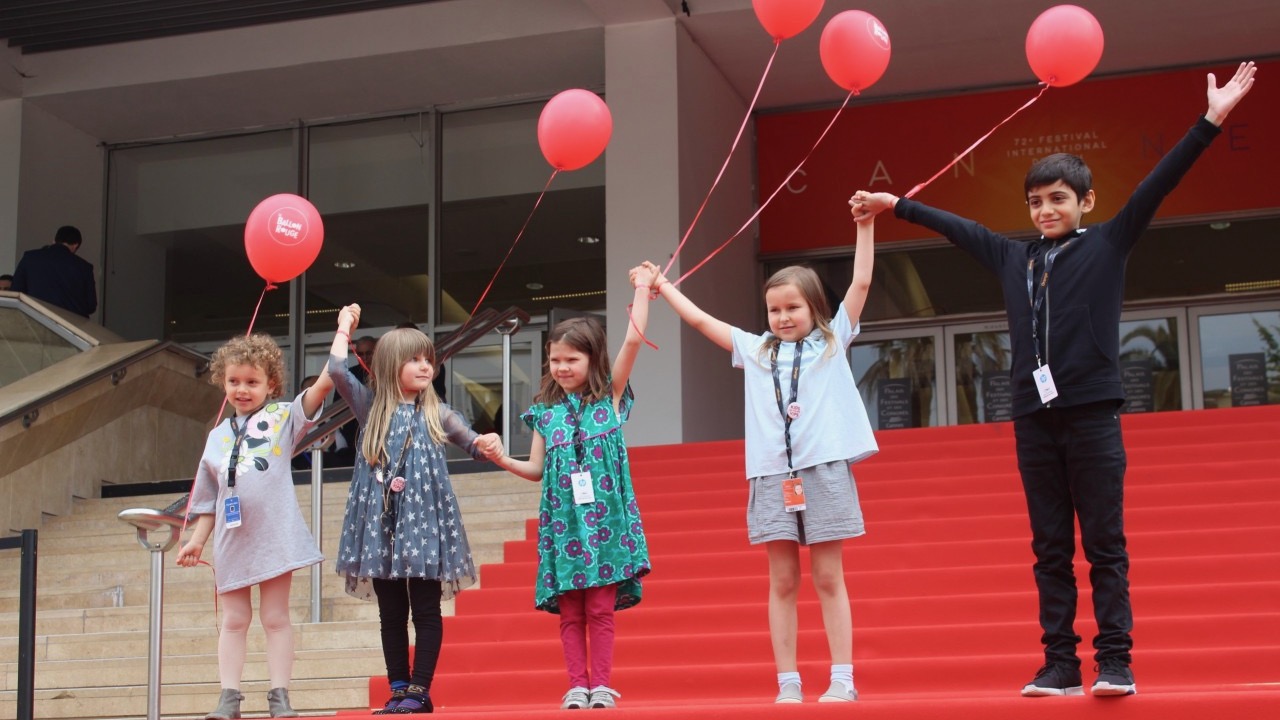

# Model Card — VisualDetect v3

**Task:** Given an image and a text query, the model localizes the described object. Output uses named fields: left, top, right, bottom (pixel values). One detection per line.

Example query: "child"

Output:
left=850, top=62, right=1256, bottom=698
left=641, top=208, right=878, bottom=703
left=327, top=304, right=500, bottom=714
left=177, top=333, right=331, bottom=719
left=481, top=267, right=655, bottom=710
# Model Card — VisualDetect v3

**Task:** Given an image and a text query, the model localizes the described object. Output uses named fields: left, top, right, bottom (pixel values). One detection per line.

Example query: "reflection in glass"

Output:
left=953, top=330, right=1012, bottom=424
left=850, top=337, right=937, bottom=430
left=0, top=303, right=83, bottom=388
left=441, top=104, right=606, bottom=325
left=1118, top=317, right=1180, bottom=413
left=308, top=116, right=434, bottom=331
left=441, top=337, right=539, bottom=460
left=1199, top=310, right=1280, bottom=408
left=105, top=131, right=296, bottom=343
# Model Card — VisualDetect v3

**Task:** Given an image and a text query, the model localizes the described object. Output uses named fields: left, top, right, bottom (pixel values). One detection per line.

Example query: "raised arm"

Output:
left=304, top=304, right=359, bottom=416
left=843, top=210, right=876, bottom=326
left=1205, top=61, right=1256, bottom=127
left=610, top=265, right=654, bottom=406
left=648, top=261, right=734, bottom=352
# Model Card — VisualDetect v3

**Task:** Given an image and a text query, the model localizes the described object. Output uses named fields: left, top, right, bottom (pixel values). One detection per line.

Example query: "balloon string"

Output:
left=675, top=90, right=856, bottom=287
left=662, top=39, right=780, bottom=278
left=468, top=170, right=560, bottom=319
left=904, top=84, right=1050, bottom=199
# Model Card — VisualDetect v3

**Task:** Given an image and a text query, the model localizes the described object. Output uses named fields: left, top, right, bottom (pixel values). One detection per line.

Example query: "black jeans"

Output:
left=1013, top=401, right=1132, bottom=667
left=372, top=578, right=444, bottom=689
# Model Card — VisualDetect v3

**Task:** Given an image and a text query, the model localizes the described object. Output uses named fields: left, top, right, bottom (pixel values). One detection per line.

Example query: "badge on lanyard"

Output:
left=571, top=470, right=596, bottom=505
left=1033, top=364, right=1059, bottom=403
left=782, top=477, right=806, bottom=512
left=224, top=496, right=242, bottom=528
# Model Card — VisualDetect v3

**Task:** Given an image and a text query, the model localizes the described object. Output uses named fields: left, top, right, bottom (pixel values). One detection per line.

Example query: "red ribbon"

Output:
left=468, top=169, right=560, bottom=319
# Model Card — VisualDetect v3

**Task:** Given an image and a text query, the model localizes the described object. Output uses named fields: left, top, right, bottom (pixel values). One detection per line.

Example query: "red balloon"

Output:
left=537, top=89, right=613, bottom=171
left=752, top=0, right=824, bottom=41
left=819, top=11, right=892, bottom=93
left=1026, top=5, right=1104, bottom=87
left=243, top=194, right=324, bottom=284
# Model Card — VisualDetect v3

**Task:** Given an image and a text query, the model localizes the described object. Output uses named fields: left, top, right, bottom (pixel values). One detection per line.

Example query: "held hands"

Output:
left=1206, top=61, right=1256, bottom=127
left=476, top=433, right=505, bottom=462
left=849, top=191, right=897, bottom=223
left=338, top=304, right=361, bottom=334
left=630, top=260, right=668, bottom=299
left=175, top=540, right=203, bottom=568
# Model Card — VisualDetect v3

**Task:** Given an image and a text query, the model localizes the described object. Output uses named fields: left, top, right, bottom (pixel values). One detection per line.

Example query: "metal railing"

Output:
left=0, top=530, right=38, bottom=720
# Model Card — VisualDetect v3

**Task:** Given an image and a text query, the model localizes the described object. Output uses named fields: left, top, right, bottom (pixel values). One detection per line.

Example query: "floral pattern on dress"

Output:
left=521, top=383, right=650, bottom=614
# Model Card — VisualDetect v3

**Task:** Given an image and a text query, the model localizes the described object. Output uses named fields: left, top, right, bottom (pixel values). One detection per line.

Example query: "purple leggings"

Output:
left=558, top=584, right=618, bottom=688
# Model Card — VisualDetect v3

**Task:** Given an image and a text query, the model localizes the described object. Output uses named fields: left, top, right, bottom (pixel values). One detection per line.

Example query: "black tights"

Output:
left=372, top=578, right=444, bottom=690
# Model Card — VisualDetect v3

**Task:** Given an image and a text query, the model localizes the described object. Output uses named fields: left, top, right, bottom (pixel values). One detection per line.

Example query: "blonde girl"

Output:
left=328, top=304, right=500, bottom=714
left=642, top=209, right=878, bottom=703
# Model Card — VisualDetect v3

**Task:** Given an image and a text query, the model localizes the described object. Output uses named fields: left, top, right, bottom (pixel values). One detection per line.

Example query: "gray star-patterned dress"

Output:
left=329, top=355, right=485, bottom=601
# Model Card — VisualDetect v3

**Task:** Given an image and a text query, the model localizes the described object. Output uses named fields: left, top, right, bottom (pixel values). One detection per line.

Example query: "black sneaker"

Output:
left=1092, top=659, right=1137, bottom=696
left=1021, top=662, right=1084, bottom=697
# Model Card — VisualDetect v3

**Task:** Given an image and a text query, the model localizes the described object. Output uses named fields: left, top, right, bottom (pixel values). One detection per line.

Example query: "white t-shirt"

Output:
left=731, top=302, right=879, bottom=479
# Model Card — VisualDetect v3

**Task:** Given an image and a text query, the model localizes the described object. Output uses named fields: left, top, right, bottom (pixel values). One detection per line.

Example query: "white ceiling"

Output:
left=12, top=0, right=1280, bottom=144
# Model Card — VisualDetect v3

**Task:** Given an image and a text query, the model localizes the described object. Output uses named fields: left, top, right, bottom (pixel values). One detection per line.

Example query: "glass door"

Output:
left=945, top=320, right=1012, bottom=425
left=1117, top=308, right=1190, bottom=414
left=1189, top=302, right=1280, bottom=409
left=849, top=327, right=944, bottom=430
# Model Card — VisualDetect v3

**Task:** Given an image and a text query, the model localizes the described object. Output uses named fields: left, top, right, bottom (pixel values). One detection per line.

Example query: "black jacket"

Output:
left=12, top=243, right=98, bottom=317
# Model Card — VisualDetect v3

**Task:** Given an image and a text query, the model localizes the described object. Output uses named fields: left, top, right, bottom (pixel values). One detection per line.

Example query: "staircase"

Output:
left=0, top=471, right=541, bottom=719
left=357, top=405, right=1280, bottom=719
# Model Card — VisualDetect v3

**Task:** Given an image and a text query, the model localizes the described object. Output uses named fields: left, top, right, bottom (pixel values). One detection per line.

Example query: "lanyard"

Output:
left=560, top=395, right=588, bottom=465
left=226, top=410, right=260, bottom=490
left=1025, top=234, right=1077, bottom=367
left=770, top=339, right=804, bottom=472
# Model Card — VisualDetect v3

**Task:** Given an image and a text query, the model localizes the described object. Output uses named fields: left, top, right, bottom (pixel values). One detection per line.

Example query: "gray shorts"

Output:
left=746, top=460, right=866, bottom=545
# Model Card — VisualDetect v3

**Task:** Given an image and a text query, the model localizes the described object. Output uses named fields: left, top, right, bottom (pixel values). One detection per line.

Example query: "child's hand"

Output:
left=476, top=433, right=504, bottom=461
left=631, top=264, right=656, bottom=290
left=176, top=540, right=203, bottom=567
left=850, top=191, right=896, bottom=222
left=1206, top=61, right=1256, bottom=126
left=338, top=304, right=361, bottom=333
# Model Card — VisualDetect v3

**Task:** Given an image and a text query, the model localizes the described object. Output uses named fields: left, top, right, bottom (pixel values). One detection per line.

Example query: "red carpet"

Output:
left=342, top=406, right=1280, bottom=718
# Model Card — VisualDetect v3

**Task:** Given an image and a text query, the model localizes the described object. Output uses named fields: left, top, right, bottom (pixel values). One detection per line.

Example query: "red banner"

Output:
left=757, top=61, right=1278, bottom=252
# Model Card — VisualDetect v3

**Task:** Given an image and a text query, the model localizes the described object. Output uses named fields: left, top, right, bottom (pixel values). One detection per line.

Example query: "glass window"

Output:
left=952, top=328, right=1012, bottom=425
left=440, top=103, right=605, bottom=325
left=1197, top=308, right=1280, bottom=408
left=1118, top=316, right=1182, bottom=413
left=850, top=334, right=939, bottom=430
left=105, top=131, right=297, bottom=344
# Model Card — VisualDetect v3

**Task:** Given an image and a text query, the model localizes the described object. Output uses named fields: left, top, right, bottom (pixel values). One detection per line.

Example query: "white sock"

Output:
left=831, top=664, right=855, bottom=693
left=778, top=671, right=802, bottom=690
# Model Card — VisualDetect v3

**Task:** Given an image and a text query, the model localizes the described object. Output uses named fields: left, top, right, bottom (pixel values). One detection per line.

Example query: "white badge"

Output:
left=1033, top=364, right=1059, bottom=404
left=571, top=471, right=595, bottom=505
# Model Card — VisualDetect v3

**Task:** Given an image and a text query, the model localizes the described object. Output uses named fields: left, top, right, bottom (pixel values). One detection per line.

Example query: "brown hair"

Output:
left=209, top=333, right=285, bottom=399
left=759, top=266, right=837, bottom=360
left=361, top=328, right=446, bottom=466
left=535, top=316, right=611, bottom=405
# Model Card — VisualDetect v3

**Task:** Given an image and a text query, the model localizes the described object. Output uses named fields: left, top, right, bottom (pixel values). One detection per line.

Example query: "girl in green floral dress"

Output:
left=484, top=264, right=656, bottom=710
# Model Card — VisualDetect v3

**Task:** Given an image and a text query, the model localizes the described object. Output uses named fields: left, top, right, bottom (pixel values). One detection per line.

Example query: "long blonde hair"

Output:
left=360, top=328, right=446, bottom=467
left=758, top=266, right=838, bottom=361
left=535, top=317, right=612, bottom=406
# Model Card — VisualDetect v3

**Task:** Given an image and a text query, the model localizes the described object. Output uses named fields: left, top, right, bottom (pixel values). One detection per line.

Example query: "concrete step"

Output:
left=0, top=676, right=370, bottom=720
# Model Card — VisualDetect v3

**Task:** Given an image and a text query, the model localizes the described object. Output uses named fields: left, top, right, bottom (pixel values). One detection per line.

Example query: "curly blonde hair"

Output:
left=209, top=333, right=286, bottom=399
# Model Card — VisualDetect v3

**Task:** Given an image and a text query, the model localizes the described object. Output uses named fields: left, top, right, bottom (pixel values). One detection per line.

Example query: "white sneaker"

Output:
left=560, top=687, right=589, bottom=709
left=588, top=686, right=620, bottom=709
left=819, top=680, right=858, bottom=702
left=775, top=682, right=803, bottom=703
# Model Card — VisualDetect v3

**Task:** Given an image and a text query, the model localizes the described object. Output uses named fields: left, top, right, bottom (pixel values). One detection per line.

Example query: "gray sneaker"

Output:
left=819, top=681, right=858, bottom=702
left=775, top=682, right=803, bottom=704
left=588, top=686, right=620, bottom=709
left=560, top=687, right=590, bottom=710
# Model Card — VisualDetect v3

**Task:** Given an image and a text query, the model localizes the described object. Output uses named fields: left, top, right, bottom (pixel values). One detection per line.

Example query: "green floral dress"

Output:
left=521, top=384, right=650, bottom=613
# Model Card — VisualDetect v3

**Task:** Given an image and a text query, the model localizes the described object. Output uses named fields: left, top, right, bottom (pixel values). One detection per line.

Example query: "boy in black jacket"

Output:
left=851, top=61, right=1256, bottom=698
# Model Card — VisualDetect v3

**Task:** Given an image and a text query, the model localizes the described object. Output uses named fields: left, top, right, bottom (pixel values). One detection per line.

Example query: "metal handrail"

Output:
left=292, top=305, right=530, bottom=454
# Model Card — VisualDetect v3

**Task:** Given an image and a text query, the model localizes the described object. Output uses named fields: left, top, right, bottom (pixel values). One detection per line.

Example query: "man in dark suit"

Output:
left=12, top=226, right=98, bottom=317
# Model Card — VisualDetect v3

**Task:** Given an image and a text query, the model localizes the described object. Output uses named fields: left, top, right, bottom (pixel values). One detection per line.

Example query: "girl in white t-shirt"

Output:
left=640, top=208, right=877, bottom=704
